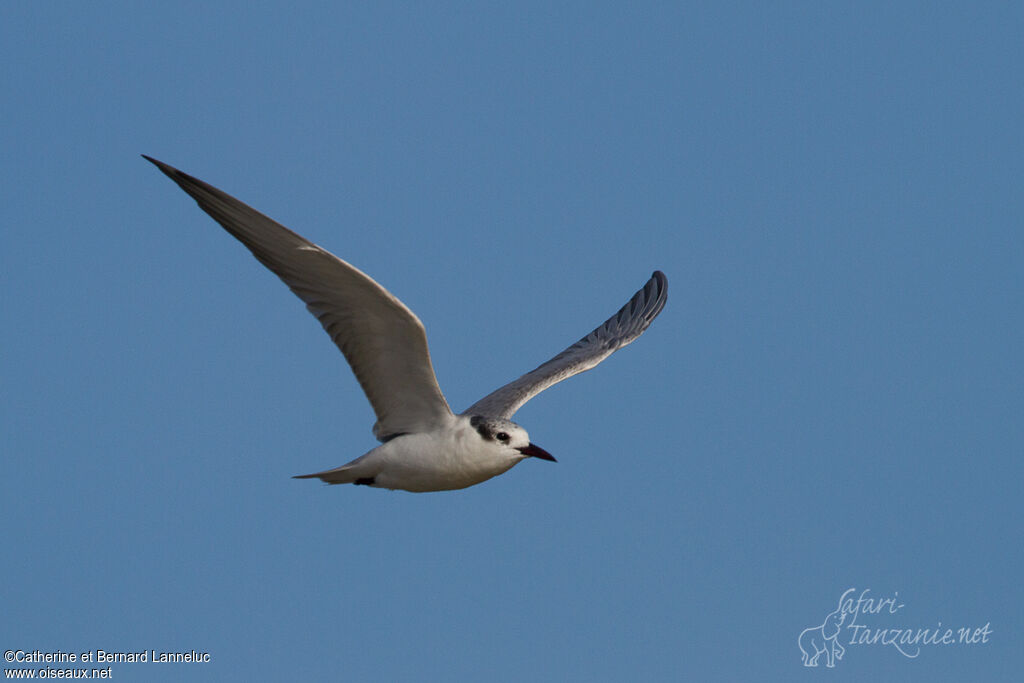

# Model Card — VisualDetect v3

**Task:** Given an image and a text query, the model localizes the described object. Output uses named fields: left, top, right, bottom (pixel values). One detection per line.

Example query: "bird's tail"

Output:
left=293, top=464, right=362, bottom=485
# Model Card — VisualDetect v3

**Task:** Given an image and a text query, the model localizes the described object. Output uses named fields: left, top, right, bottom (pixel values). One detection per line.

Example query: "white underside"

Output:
left=302, top=418, right=527, bottom=492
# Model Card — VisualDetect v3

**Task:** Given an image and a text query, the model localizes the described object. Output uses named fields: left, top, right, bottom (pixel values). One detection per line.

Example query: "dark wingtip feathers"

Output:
left=646, top=270, right=668, bottom=321
left=142, top=154, right=190, bottom=184
left=141, top=154, right=167, bottom=170
left=610, top=269, right=668, bottom=343
left=142, top=155, right=193, bottom=190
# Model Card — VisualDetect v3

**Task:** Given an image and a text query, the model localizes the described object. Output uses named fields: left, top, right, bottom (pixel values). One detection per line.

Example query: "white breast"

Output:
left=370, top=424, right=524, bottom=492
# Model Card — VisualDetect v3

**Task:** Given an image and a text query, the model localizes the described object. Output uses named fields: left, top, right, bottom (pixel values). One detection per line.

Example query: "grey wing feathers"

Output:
left=464, top=270, right=667, bottom=419
left=144, top=156, right=454, bottom=441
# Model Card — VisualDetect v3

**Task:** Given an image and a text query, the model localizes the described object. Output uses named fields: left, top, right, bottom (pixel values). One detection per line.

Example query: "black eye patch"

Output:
left=470, top=416, right=493, bottom=440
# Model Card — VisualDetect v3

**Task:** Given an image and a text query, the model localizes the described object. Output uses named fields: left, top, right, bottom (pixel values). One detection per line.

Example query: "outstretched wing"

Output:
left=464, top=271, right=667, bottom=419
left=144, top=156, right=454, bottom=441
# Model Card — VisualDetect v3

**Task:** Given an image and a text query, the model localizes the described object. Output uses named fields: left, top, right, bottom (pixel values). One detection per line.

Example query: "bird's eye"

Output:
left=496, top=432, right=510, bottom=442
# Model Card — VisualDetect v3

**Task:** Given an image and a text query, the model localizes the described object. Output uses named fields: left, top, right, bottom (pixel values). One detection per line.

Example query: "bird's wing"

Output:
left=464, top=271, right=667, bottom=419
left=144, top=156, right=454, bottom=441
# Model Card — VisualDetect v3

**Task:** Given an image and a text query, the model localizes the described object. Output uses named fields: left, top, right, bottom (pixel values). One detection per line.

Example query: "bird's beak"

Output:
left=517, top=443, right=557, bottom=462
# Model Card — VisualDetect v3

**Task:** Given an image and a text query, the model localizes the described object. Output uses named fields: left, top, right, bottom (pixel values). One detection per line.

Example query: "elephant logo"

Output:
left=799, top=606, right=847, bottom=667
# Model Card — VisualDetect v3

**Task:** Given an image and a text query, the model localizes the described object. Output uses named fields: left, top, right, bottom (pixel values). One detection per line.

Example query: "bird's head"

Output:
left=469, top=415, right=556, bottom=462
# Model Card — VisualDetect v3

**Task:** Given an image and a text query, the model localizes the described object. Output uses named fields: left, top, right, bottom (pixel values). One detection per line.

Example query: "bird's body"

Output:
left=144, top=156, right=667, bottom=492
left=298, top=415, right=535, bottom=492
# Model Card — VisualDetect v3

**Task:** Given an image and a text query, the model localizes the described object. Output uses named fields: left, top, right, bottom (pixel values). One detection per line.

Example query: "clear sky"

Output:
left=2, top=2, right=1021, bottom=681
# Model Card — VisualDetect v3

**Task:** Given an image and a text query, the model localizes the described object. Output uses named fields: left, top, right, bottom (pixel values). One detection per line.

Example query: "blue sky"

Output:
left=2, top=2, right=1021, bottom=681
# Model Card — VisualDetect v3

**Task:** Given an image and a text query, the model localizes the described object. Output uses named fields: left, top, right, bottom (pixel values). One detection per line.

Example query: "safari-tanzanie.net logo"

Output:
left=798, top=588, right=992, bottom=668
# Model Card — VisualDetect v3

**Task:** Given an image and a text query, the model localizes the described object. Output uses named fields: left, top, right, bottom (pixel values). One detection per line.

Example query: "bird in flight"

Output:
left=144, top=156, right=667, bottom=492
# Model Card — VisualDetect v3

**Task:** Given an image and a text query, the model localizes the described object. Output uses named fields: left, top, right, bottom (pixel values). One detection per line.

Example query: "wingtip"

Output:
left=651, top=270, right=668, bottom=303
left=141, top=154, right=181, bottom=179
left=645, top=270, right=667, bottom=304
left=142, top=153, right=177, bottom=172
left=142, top=156, right=212, bottom=196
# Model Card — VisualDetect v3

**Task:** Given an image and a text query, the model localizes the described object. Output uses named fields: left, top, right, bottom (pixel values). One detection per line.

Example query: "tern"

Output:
left=144, top=156, right=667, bottom=492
